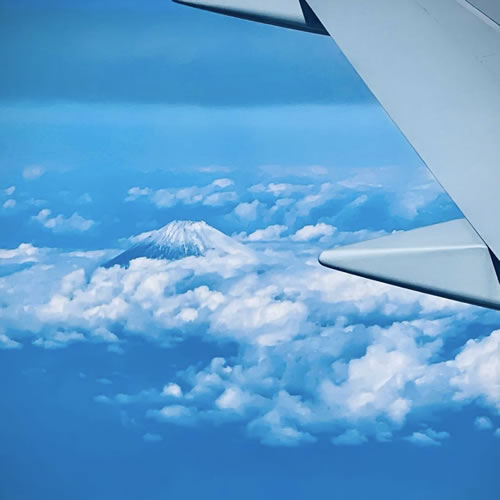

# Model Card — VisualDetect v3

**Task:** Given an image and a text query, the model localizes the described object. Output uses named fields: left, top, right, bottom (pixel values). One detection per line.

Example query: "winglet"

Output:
left=319, top=218, right=500, bottom=310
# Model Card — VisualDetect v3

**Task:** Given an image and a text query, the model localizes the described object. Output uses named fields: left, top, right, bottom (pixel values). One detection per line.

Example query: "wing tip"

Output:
left=319, top=219, right=500, bottom=311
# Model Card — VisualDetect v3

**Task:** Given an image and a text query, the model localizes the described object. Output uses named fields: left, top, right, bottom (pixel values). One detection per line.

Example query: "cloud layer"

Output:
left=1, top=226, right=499, bottom=446
left=1, top=163, right=497, bottom=447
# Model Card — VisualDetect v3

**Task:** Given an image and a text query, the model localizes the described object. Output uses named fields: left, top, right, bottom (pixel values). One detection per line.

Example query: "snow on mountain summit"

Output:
left=105, top=220, right=248, bottom=267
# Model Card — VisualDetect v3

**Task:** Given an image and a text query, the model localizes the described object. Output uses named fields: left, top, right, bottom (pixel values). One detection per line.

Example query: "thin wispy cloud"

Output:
left=32, top=209, right=95, bottom=233
left=2, top=199, right=16, bottom=209
left=126, top=179, right=237, bottom=208
left=23, top=165, right=46, bottom=180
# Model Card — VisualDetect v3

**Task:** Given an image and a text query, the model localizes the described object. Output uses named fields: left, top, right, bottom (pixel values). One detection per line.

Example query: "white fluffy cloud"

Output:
left=404, top=428, right=450, bottom=447
left=245, top=225, right=287, bottom=242
left=0, top=243, right=41, bottom=263
left=203, top=191, right=238, bottom=207
left=291, top=223, right=335, bottom=242
left=32, top=209, right=95, bottom=232
left=0, top=331, right=21, bottom=349
left=474, top=416, right=493, bottom=431
left=249, top=182, right=312, bottom=198
left=126, top=187, right=152, bottom=200
left=162, top=383, right=183, bottom=398
left=332, top=429, right=368, bottom=446
left=450, top=331, right=500, bottom=411
left=147, top=405, right=197, bottom=425
left=234, top=200, right=261, bottom=221
left=33, top=330, right=86, bottom=349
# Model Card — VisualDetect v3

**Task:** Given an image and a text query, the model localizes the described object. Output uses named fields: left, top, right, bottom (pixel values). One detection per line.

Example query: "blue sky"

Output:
left=1, top=1, right=499, bottom=499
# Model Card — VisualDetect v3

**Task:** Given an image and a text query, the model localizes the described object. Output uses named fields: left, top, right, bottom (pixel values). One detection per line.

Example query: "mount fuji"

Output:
left=105, top=220, right=248, bottom=268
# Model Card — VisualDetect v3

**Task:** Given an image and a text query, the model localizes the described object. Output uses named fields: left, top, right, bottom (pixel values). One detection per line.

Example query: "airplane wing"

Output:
left=173, top=0, right=500, bottom=310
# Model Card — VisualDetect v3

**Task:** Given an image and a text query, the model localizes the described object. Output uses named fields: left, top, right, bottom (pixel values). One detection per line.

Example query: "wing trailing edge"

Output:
left=319, top=218, right=500, bottom=310
left=172, top=0, right=327, bottom=34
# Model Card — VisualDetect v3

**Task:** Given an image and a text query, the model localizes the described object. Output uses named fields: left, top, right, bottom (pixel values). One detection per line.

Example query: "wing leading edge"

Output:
left=172, top=0, right=500, bottom=309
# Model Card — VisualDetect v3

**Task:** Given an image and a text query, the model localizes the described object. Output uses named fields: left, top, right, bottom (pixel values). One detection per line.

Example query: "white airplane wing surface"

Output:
left=173, top=0, right=500, bottom=310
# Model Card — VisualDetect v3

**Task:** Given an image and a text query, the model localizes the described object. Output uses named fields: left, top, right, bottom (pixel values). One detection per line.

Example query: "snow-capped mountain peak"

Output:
left=132, top=220, right=223, bottom=253
left=105, top=220, right=247, bottom=267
